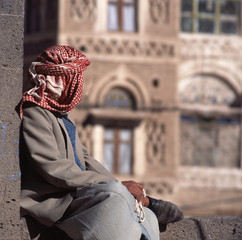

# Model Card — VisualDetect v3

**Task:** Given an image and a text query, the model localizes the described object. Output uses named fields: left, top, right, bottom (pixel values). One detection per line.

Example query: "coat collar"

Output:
left=56, top=112, right=76, bottom=126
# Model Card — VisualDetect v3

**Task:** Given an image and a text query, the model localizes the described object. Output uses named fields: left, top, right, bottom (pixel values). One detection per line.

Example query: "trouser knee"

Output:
left=96, top=180, right=131, bottom=198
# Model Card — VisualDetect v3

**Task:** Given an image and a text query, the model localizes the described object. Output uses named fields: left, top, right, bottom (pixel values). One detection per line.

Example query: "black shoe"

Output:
left=140, top=234, right=149, bottom=240
left=147, top=197, right=184, bottom=225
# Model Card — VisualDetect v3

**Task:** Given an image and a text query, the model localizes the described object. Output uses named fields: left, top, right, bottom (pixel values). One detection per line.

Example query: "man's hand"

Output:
left=122, top=180, right=149, bottom=206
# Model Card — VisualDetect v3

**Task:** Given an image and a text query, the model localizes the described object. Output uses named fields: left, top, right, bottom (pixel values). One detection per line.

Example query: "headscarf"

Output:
left=17, top=45, right=90, bottom=119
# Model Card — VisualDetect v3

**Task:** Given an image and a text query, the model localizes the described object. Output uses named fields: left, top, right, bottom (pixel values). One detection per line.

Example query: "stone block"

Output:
left=0, top=179, right=20, bottom=239
left=0, top=15, right=24, bottom=68
left=0, top=0, right=26, bottom=238
left=0, top=120, right=21, bottom=171
left=0, top=66, right=22, bottom=122
left=160, top=217, right=242, bottom=240
left=19, top=216, right=242, bottom=240
left=20, top=218, right=31, bottom=240
left=0, top=0, right=24, bottom=15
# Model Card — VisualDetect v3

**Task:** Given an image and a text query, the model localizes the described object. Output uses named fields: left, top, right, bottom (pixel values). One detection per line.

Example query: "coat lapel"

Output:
left=56, top=115, right=75, bottom=161
left=56, top=114, right=86, bottom=170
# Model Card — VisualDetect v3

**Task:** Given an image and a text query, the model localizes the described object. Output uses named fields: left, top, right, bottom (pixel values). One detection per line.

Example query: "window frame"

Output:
left=181, top=0, right=242, bottom=35
left=108, top=0, right=138, bottom=32
left=103, top=128, right=134, bottom=175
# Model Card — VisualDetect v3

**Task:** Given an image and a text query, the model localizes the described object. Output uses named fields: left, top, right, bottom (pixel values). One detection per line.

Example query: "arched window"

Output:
left=103, top=87, right=135, bottom=109
left=179, top=74, right=240, bottom=168
left=179, top=74, right=237, bottom=106
left=102, top=87, right=136, bottom=175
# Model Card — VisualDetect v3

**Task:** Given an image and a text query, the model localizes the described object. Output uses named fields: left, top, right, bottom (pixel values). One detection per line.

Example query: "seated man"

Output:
left=17, top=45, right=183, bottom=240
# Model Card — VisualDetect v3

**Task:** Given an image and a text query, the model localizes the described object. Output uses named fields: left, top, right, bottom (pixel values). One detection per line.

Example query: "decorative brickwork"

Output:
left=180, top=119, right=240, bottom=168
left=179, top=167, right=242, bottom=190
left=217, top=123, right=240, bottom=168
left=181, top=36, right=242, bottom=60
left=149, top=0, right=170, bottom=24
left=67, top=36, right=175, bottom=59
left=179, top=35, right=242, bottom=94
left=141, top=179, right=173, bottom=196
left=179, top=74, right=237, bottom=106
left=70, top=0, right=96, bottom=21
left=76, top=124, right=93, bottom=155
left=145, top=120, right=166, bottom=166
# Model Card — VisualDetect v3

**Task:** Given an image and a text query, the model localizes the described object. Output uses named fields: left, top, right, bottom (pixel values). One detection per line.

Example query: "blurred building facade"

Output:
left=24, top=0, right=242, bottom=216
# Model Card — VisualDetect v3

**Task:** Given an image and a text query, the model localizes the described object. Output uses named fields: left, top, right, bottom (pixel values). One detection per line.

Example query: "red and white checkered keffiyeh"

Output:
left=17, top=45, right=90, bottom=119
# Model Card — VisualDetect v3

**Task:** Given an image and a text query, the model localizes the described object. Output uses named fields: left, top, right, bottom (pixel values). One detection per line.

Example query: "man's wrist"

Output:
left=143, top=197, right=150, bottom=207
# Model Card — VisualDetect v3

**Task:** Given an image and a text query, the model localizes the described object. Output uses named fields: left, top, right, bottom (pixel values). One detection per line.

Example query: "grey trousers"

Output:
left=55, top=180, right=159, bottom=240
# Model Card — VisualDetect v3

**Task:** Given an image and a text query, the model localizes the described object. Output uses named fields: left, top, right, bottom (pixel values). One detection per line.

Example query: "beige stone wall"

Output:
left=178, top=31, right=242, bottom=216
left=179, top=34, right=242, bottom=93
left=58, top=0, right=96, bottom=34
left=78, top=60, right=177, bottom=108
left=179, top=35, right=242, bottom=159
left=141, top=0, right=180, bottom=38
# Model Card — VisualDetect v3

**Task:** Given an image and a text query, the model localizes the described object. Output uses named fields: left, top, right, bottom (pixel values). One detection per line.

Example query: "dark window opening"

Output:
left=181, top=0, right=241, bottom=35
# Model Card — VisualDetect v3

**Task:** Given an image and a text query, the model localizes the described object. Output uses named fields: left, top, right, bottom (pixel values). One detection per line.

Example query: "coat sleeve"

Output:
left=21, top=105, right=114, bottom=190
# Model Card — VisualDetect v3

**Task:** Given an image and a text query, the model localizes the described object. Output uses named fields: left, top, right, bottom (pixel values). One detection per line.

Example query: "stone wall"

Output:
left=20, top=216, right=242, bottom=240
left=160, top=216, right=242, bottom=240
left=0, top=0, right=24, bottom=239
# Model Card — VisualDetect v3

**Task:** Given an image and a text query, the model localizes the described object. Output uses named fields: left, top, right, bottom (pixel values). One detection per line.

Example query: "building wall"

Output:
left=62, top=0, right=180, bottom=180
left=24, top=0, right=58, bottom=91
left=60, top=0, right=242, bottom=216
left=178, top=33, right=242, bottom=215
left=0, top=0, right=24, bottom=238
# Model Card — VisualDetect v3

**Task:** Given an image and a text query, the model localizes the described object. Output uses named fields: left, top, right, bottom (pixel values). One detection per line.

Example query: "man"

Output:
left=17, top=45, right=183, bottom=240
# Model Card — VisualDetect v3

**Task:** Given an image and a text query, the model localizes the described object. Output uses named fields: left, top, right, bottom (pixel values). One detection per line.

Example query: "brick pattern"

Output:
left=77, top=124, right=93, bottom=155
left=145, top=120, right=166, bottom=166
left=141, top=179, right=173, bottom=196
left=67, top=36, right=175, bottom=59
left=70, top=0, right=96, bottom=21
left=149, top=0, right=170, bottom=24
left=181, top=36, right=242, bottom=60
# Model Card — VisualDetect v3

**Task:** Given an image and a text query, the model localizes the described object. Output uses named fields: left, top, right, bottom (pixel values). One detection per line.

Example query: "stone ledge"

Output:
left=21, top=216, right=242, bottom=240
left=160, top=216, right=242, bottom=240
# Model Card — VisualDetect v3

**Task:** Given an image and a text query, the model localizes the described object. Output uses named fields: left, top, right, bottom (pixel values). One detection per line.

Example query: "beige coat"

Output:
left=20, top=103, right=115, bottom=226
